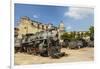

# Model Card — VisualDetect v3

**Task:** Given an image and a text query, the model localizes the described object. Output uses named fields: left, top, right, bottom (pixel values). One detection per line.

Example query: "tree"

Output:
left=85, top=31, right=90, bottom=36
left=61, top=32, right=76, bottom=40
left=89, top=26, right=94, bottom=40
left=61, top=32, right=70, bottom=40
left=89, top=26, right=94, bottom=35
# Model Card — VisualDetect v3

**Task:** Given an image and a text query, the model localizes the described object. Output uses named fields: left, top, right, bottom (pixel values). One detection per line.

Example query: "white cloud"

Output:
left=67, top=26, right=72, bottom=30
left=65, top=7, right=94, bottom=20
left=33, top=15, right=39, bottom=18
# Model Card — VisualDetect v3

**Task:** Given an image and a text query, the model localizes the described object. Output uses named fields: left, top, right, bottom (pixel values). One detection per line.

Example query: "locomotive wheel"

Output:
left=51, top=54, right=60, bottom=59
left=40, top=50, right=48, bottom=57
left=77, top=45, right=81, bottom=49
left=15, top=47, right=21, bottom=53
left=27, top=47, right=32, bottom=54
left=15, top=48, right=17, bottom=53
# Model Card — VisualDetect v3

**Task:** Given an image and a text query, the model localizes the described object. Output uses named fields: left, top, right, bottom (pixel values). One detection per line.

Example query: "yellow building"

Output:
left=15, top=16, right=65, bottom=39
left=16, top=16, right=48, bottom=38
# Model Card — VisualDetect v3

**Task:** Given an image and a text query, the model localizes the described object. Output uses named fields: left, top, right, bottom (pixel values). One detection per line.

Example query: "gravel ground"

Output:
left=14, top=47, right=94, bottom=65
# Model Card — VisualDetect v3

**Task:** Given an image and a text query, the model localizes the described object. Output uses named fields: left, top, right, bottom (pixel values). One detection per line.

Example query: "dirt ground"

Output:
left=14, top=47, right=94, bottom=65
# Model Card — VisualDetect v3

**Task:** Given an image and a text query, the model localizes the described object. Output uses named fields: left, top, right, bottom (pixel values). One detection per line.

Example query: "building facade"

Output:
left=67, top=31, right=90, bottom=40
left=15, top=16, right=65, bottom=38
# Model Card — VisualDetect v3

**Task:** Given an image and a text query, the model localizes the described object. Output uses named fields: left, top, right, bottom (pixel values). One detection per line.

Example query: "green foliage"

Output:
left=85, top=31, right=90, bottom=36
left=89, top=26, right=94, bottom=40
left=89, top=26, right=94, bottom=35
left=61, top=32, right=76, bottom=40
left=61, top=26, right=94, bottom=41
left=61, top=32, right=69, bottom=40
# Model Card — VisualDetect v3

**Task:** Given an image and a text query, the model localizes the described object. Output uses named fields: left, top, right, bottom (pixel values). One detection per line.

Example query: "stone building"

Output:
left=16, top=16, right=49, bottom=38
left=67, top=31, right=90, bottom=40
left=15, top=16, right=65, bottom=38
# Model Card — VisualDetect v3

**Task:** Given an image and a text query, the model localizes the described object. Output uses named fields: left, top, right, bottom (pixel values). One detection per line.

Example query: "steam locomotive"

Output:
left=15, top=28, right=65, bottom=58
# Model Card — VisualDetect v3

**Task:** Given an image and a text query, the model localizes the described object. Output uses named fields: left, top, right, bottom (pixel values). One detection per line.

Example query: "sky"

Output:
left=15, top=3, right=94, bottom=32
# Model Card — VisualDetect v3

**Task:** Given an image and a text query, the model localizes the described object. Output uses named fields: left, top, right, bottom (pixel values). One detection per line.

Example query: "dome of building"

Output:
left=59, top=21, right=65, bottom=31
left=59, top=21, right=64, bottom=28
